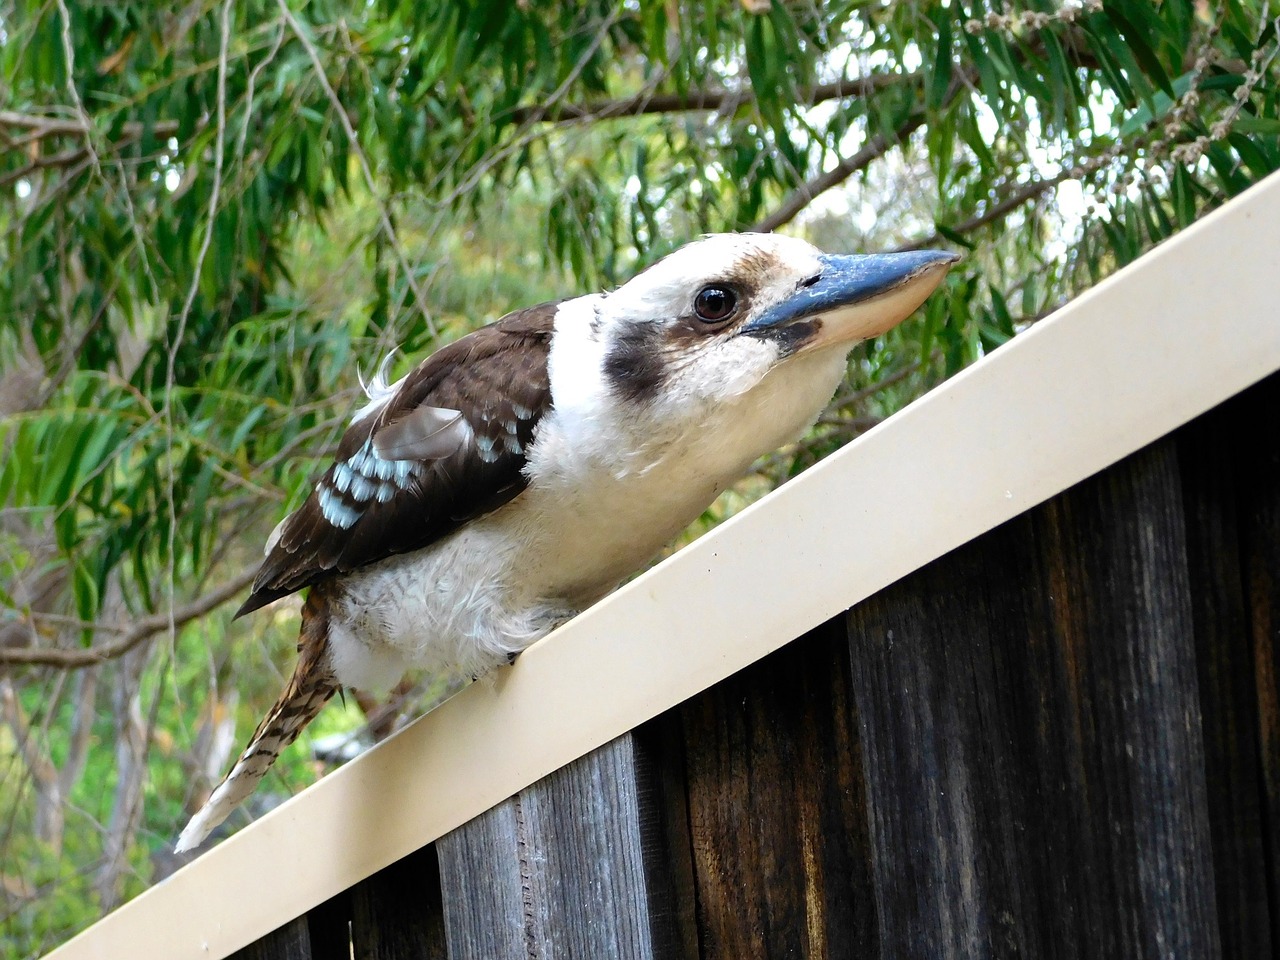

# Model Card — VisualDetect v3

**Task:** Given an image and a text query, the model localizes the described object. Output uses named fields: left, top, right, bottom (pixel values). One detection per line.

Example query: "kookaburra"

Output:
left=176, top=233, right=957, bottom=851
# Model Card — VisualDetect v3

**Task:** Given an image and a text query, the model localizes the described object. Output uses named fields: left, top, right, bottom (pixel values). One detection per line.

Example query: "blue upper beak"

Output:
left=739, top=249, right=960, bottom=336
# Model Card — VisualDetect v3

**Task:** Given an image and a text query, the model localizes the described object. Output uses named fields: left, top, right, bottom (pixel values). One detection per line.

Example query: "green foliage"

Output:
left=1, top=0, right=1278, bottom=953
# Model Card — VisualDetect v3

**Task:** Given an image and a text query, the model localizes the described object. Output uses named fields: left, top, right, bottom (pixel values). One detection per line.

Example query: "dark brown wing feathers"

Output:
left=235, top=302, right=560, bottom=618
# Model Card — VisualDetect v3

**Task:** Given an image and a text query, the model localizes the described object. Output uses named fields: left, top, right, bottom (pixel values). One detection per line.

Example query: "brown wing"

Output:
left=235, top=302, right=560, bottom=618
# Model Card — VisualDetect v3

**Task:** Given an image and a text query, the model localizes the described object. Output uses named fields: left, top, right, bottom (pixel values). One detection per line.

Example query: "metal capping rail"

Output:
left=47, top=170, right=1280, bottom=960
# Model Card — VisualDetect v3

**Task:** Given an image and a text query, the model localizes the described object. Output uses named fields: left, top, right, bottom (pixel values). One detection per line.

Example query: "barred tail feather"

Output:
left=176, top=589, right=339, bottom=852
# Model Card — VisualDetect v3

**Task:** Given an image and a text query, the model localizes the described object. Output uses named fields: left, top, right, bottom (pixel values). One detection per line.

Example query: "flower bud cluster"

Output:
left=963, top=0, right=1103, bottom=37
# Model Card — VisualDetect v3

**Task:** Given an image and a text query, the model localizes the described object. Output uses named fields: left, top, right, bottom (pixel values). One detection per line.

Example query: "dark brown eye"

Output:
left=693, top=285, right=738, bottom=323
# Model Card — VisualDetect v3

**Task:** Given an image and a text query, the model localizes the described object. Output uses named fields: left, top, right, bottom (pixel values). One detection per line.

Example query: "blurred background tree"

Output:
left=1, top=0, right=1277, bottom=953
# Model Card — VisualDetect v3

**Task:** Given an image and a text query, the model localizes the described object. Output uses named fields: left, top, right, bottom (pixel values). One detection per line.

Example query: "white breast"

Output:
left=521, top=331, right=850, bottom=602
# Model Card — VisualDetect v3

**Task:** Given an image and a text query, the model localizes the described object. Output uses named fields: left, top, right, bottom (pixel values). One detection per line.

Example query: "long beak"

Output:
left=740, top=250, right=960, bottom=348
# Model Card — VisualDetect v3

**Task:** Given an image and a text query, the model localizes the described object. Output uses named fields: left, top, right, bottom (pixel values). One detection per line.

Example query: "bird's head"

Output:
left=590, top=233, right=959, bottom=413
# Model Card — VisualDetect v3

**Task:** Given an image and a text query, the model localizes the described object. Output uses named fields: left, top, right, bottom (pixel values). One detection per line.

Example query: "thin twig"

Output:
left=429, top=4, right=629, bottom=219
left=0, top=567, right=259, bottom=668
left=827, top=355, right=931, bottom=412
left=0, top=110, right=87, bottom=137
left=0, top=146, right=90, bottom=188
left=753, top=112, right=928, bottom=232
left=53, top=0, right=103, bottom=179
left=161, top=0, right=232, bottom=654
left=0, top=75, right=898, bottom=143
left=0, top=111, right=178, bottom=141
left=899, top=170, right=1072, bottom=251
left=277, top=0, right=438, bottom=338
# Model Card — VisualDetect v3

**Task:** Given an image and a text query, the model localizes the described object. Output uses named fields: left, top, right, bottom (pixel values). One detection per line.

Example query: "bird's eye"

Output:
left=693, top=285, right=738, bottom=323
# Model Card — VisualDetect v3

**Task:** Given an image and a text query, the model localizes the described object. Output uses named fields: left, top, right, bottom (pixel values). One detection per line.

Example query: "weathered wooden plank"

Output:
left=304, top=892, right=352, bottom=960
left=350, top=845, right=447, bottom=960
left=517, top=734, right=670, bottom=957
left=436, top=731, right=681, bottom=959
left=1228, top=373, right=1280, bottom=935
left=847, top=515, right=1057, bottom=958
left=630, top=714, right=700, bottom=960
left=1176, top=380, right=1275, bottom=959
left=846, top=440, right=1221, bottom=958
left=435, top=796, right=527, bottom=959
left=227, top=915, right=312, bottom=960
left=677, top=617, right=878, bottom=960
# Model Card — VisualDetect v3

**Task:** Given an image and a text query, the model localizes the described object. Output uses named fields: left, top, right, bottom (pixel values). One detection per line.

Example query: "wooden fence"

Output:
left=227, top=371, right=1280, bottom=959
left=45, top=172, right=1280, bottom=960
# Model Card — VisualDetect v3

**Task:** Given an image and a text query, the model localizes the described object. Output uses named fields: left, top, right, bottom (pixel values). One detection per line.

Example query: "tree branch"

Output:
left=0, top=114, right=180, bottom=189
left=828, top=355, right=932, bottom=412
left=752, top=112, right=928, bottom=233
left=0, top=111, right=178, bottom=144
left=0, top=75, right=897, bottom=151
left=899, top=169, right=1073, bottom=250
left=0, top=146, right=89, bottom=188
left=0, top=567, right=259, bottom=668
left=0, top=110, right=88, bottom=139
left=506, top=73, right=912, bottom=125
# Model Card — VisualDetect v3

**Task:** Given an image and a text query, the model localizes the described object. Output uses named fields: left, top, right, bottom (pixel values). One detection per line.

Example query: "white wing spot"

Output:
left=348, top=472, right=377, bottom=502
left=475, top=434, right=500, bottom=462
left=319, top=487, right=360, bottom=529
left=332, top=463, right=355, bottom=494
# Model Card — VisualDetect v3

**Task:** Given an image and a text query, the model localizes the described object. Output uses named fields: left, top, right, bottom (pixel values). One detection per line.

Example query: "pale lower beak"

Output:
left=740, top=250, right=959, bottom=349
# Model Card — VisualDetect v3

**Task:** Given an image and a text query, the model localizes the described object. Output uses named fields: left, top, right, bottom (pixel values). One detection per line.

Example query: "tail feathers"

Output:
left=176, top=590, right=339, bottom=852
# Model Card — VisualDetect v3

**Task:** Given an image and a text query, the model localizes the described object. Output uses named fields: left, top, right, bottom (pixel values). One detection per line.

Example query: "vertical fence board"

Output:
left=350, top=845, right=447, bottom=960
left=519, top=734, right=661, bottom=957
left=435, top=797, right=528, bottom=959
left=846, top=513, right=1061, bottom=959
left=627, top=717, right=701, bottom=960
left=436, top=731, right=678, bottom=959
left=678, top=618, right=878, bottom=960
left=846, top=440, right=1221, bottom=959
left=1231, top=374, right=1280, bottom=932
left=227, top=916, right=312, bottom=960
left=1041, top=443, right=1220, bottom=957
left=305, top=893, right=352, bottom=960
left=1176, top=380, right=1275, bottom=959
